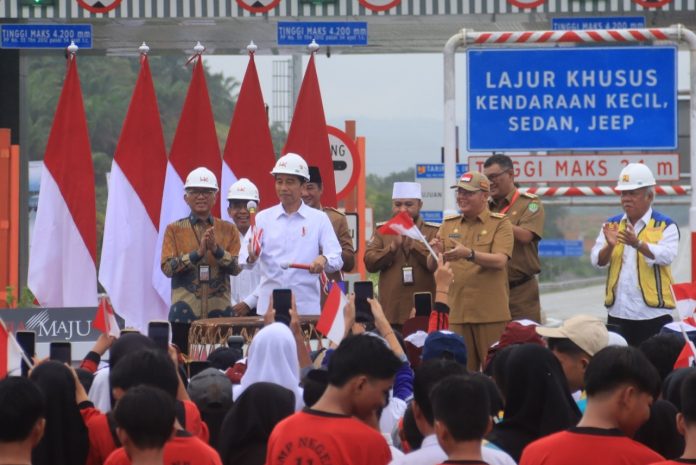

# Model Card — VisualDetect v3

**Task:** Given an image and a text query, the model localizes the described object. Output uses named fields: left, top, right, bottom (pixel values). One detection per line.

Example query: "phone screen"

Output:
left=273, top=289, right=292, bottom=326
left=49, top=342, right=71, bottom=364
left=354, top=281, right=374, bottom=324
left=188, top=360, right=211, bottom=379
left=414, top=292, right=433, bottom=317
left=148, top=321, right=171, bottom=352
left=16, top=331, right=35, bottom=377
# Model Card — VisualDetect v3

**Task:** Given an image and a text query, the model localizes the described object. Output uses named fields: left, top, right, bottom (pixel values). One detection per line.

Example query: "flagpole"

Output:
left=415, top=227, right=438, bottom=262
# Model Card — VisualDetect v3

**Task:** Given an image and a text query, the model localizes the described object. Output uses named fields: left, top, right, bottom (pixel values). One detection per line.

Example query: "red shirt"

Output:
left=104, top=430, right=222, bottom=465
left=266, top=408, right=392, bottom=465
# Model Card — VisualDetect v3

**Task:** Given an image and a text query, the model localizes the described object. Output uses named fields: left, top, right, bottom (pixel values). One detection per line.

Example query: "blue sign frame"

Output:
left=551, top=16, right=645, bottom=30
left=466, top=46, right=677, bottom=152
left=277, top=22, right=367, bottom=46
left=539, top=240, right=584, bottom=257
left=1, top=24, right=93, bottom=49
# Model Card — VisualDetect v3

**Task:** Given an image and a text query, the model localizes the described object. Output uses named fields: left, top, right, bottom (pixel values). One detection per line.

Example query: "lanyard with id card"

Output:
left=190, top=220, right=211, bottom=283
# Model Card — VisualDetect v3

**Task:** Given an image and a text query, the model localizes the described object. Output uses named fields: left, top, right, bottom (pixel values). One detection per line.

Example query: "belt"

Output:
left=509, top=275, right=534, bottom=289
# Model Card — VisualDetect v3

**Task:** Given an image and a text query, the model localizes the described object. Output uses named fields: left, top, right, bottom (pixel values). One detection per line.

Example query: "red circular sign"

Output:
left=632, top=0, right=672, bottom=7
left=327, top=126, right=361, bottom=200
left=359, top=0, right=402, bottom=12
left=76, top=0, right=123, bottom=13
left=506, top=0, right=547, bottom=8
left=236, top=0, right=281, bottom=13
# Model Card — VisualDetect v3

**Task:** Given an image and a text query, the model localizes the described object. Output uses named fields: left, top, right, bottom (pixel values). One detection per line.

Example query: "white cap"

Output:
left=227, top=178, right=260, bottom=202
left=616, top=163, right=656, bottom=191
left=392, top=182, right=422, bottom=200
left=184, top=167, right=218, bottom=192
left=607, top=331, right=628, bottom=347
left=271, top=153, right=310, bottom=181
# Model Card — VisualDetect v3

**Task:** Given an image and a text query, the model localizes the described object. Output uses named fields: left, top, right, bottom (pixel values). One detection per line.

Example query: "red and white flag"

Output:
left=93, top=297, right=120, bottom=338
left=317, top=283, right=348, bottom=345
left=283, top=52, right=337, bottom=207
left=0, top=320, right=24, bottom=378
left=152, top=54, right=222, bottom=307
left=378, top=211, right=438, bottom=260
left=28, top=54, right=97, bottom=308
left=672, top=282, right=696, bottom=320
left=674, top=338, right=696, bottom=369
left=99, top=54, right=168, bottom=332
left=221, top=49, right=276, bottom=218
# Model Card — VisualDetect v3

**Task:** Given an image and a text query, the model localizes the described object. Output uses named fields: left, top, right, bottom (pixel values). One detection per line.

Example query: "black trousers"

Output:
left=607, top=314, right=673, bottom=347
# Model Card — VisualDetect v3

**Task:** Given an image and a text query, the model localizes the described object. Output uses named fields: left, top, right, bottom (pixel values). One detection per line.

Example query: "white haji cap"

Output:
left=392, top=182, right=422, bottom=200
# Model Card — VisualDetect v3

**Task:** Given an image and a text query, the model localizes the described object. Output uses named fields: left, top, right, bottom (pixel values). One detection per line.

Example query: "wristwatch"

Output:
left=466, top=249, right=476, bottom=262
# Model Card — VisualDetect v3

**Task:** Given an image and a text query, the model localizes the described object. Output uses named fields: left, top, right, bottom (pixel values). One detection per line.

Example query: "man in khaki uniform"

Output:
left=483, top=154, right=545, bottom=322
left=429, top=171, right=514, bottom=371
left=302, top=166, right=355, bottom=282
left=365, top=182, right=439, bottom=327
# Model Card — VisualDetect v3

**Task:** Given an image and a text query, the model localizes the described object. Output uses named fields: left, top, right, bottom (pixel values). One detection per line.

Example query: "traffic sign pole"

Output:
left=443, top=24, right=696, bottom=280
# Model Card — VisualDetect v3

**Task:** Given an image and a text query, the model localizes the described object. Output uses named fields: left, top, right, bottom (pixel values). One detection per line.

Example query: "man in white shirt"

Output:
left=247, top=153, right=343, bottom=315
left=591, top=163, right=679, bottom=346
left=226, top=178, right=263, bottom=316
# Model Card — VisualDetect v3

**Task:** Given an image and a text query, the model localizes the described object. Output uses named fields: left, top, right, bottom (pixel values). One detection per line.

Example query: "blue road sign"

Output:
left=1, top=24, right=92, bottom=49
left=415, top=164, right=469, bottom=179
left=552, top=16, right=645, bottom=30
left=539, top=239, right=584, bottom=257
left=467, top=46, right=677, bottom=151
left=277, top=22, right=367, bottom=46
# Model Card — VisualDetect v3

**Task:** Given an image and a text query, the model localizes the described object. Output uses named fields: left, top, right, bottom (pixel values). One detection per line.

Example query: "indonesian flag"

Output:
left=378, top=211, right=423, bottom=240
left=674, top=338, right=696, bottom=369
left=0, top=320, right=24, bottom=378
left=99, top=55, right=168, bottom=331
left=28, top=54, right=97, bottom=308
left=93, top=296, right=120, bottom=338
left=672, top=283, right=696, bottom=320
left=283, top=52, right=337, bottom=207
left=317, top=283, right=348, bottom=345
left=221, top=51, right=276, bottom=218
left=152, top=55, right=222, bottom=307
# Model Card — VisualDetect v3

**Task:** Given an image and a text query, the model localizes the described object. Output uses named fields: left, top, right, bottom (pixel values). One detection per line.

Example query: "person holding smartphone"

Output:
left=160, top=167, right=242, bottom=352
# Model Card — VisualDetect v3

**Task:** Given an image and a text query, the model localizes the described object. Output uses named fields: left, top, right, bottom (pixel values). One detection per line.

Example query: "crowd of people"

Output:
left=2, top=152, right=687, bottom=465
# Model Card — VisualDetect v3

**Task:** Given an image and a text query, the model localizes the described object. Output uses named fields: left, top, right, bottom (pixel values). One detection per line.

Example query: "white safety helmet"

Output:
left=184, top=167, right=219, bottom=192
left=227, top=178, right=260, bottom=202
left=270, top=153, right=310, bottom=181
left=616, top=163, right=656, bottom=191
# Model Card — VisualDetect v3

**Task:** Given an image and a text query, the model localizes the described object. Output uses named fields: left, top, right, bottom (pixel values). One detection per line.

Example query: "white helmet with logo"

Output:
left=227, top=178, right=260, bottom=202
left=616, top=163, right=656, bottom=191
left=270, top=153, right=310, bottom=181
left=184, top=167, right=218, bottom=191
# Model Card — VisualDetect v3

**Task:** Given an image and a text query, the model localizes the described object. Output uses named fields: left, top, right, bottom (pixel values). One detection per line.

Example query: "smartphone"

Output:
left=273, top=289, right=292, bottom=326
left=414, top=292, right=433, bottom=317
left=354, top=281, right=374, bottom=324
left=120, top=328, right=140, bottom=336
left=16, top=331, right=35, bottom=377
left=49, top=341, right=72, bottom=364
left=188, top=360, right=211, bottom=379
left=148, top=321, right=171, bottom=352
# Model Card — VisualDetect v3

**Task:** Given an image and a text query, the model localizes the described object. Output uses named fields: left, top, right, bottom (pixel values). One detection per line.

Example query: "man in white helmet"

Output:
left=246, top=153, right=343, bottom=315
left=590, top=163, right=679, bottom=346
left=161, top=167, right=242, bottom=351
left=226, top=178, right=262, bottom=316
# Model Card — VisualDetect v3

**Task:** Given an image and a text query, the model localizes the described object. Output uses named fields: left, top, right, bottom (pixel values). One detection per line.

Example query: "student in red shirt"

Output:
left=520, top=346, right=664, bottom=465
left=649, top=372, right=696, bottom=465
left=265, top=334, right=403, bottom=465
left=431, top=375, right=493, bottom=465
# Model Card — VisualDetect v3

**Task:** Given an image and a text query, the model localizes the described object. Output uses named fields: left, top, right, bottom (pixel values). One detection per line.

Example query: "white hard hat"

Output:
left=616, top=163, right=656, bottom=191
left=270, top=153, right=310, bottom=181
left=184, top=167, right=219, bottom=191
left=227, top=178, right=260, bottom=202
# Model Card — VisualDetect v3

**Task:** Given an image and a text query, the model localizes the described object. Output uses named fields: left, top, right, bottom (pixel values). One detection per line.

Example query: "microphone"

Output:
left=280, top=262, right=311, bottom=271
left=247, top=200, right=257, bottom=227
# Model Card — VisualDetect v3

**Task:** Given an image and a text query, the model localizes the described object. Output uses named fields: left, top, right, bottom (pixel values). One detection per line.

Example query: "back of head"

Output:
left=207, top=347, right=243, bottom=371
left=639, top=333, right=684, bottom=382
left=328, top=334, right=403, bottom=387
left=302, top=368, right=329, bottom=407
left=634, top=399, right=684, bottom=459
left=663, top=368, right=696, bottom=411
left=680, top=372, right=696, bottom=423
left=431, top=375, right=490, bottom=442
left=413, top=359, right=467, bottom=425
left=0, top=377, right=45, bottom=443
left=114, top=385, right=175, bottom=450
left=584, top=346, right=660, bottom=399
left=109, top=333, right=157, bottom=370
left=29, top=361, right=89, bottom=465
left=187, top=367, right=233, bottom=447
left=109, top=349, right=179, bottom=398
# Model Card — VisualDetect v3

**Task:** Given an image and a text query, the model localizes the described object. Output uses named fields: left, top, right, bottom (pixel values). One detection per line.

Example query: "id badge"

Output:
left=402, top=266, right=414, bottom=286
left=199, top=265, right=210, bottom=282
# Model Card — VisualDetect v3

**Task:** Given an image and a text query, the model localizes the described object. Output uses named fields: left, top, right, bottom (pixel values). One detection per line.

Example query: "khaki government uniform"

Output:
left=438, top=208, right=514, bottom=371
left=489, top=189, right=545, bottom=322
left=364, top=216, right=439, bottom=325
left=323, top=206, right=355, bottom=280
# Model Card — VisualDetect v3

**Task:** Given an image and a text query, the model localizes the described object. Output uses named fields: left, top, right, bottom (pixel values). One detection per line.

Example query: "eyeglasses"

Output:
left=485, top=170, right=511, bottom=182
left=187, top=189, right=216, bottom=198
